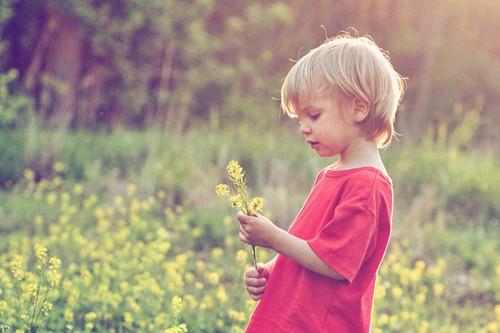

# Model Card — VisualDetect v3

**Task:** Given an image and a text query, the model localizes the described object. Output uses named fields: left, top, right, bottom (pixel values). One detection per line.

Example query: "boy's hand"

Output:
left=236, top=212, right=282, bottom=249
left=245, top=262, right=270, bottom=301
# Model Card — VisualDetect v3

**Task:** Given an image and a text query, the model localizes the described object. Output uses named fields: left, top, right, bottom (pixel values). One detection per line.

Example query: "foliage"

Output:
left=0, top=166, right=498, bottom=332
left=1, top=0, right=498, bottom=143
left=0, top=69, right=33, bottom=128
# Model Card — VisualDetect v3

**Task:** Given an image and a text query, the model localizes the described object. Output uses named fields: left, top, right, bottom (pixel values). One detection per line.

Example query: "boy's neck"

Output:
left=330, top=139, right=387, bottom=175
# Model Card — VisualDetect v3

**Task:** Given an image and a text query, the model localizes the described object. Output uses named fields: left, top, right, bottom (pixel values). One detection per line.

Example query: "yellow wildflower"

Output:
left=54, top=161, right=65, bottom=173
left=433, top=283, right=444, bottom=297
left=206, top=272, right=220, bottom=285
left=171, top=296, right=184, bottom=317
left=229, top=194, right=242, bottom=208
left=23, top=168, right=35, bottom=181
left=391, top=286, right=403, bottom=299
left=127, top=183, right=137, bottom=196
left=35, top=244, right=48, bottom=264
left=249, top=196, right=264, bottom=213
left=228, top=310, right=246, bottom=322
left=226, top=160, right=244, bottom=181
left=215, top=183, right=230, bottom=197
left=236, top=249, right=248, bottom=264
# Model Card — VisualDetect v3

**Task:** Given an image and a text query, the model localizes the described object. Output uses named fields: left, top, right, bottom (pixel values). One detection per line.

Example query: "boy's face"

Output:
left=296, top=89, right=361, bottom=158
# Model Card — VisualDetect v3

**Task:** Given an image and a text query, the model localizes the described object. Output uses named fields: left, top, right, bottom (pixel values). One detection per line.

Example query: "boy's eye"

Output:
left=310, top=113, right=321, bottom=121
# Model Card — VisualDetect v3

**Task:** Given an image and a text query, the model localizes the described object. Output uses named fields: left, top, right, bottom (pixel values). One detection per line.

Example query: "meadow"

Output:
left=0, top=123, right=498, bottom=333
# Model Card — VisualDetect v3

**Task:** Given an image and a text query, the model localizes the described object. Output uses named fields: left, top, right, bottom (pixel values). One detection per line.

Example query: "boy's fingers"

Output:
left=239, top=231, right=249, bottom=244
left=246, top=277, right=267, bottom=287
left=247, top=285, right=266, bottom=295
left=236, top=211, right=247, bottom=224
left=245, top=268, right=258, bottom=278
left=256, top=263, right=270, bottom=278
left=250, top=294, right=263, bottom=301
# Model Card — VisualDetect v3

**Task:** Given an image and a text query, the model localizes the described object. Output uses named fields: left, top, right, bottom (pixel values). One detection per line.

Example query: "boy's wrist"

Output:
left=270, top=227, right=289, bottom=253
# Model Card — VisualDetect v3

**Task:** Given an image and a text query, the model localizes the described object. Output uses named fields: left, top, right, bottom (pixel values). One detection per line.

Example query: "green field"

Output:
left=0, top=126, right=498, bottom=332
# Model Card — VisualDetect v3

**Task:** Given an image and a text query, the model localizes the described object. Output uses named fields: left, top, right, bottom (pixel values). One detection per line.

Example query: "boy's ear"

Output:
left=352, top=97, right=369, bottom=122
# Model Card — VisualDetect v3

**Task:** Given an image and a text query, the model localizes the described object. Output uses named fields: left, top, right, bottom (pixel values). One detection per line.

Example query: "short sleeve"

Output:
left=307, top=202, right=376, bottom=284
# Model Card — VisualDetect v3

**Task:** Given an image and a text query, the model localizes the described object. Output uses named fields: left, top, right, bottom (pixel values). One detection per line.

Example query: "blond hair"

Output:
left=281, top=33, right=406, bottom=148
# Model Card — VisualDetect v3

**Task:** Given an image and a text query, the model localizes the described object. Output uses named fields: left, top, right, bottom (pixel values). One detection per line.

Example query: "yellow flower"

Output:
left=378, top=313, right=389, bottom=326
left=391, top=286, right=403, bottom=299
left=0, top=300, right=7, bottom=312
left=23, top=168, right=35, bottom=181
left=73, top=183, right=83, bottom=195
left=216, top=286, right=228, bottom=303
left=164, top=323, right=188, bottom=333
left=34, top=215, right=44, bottom=225
left=226, top=160, right=244, bottom=181
left=54, top=161, right=65, bottom=173
left=171, top=296, right=183, bottom=317
left=211, top=247, right=223, bottom=258
left=433, top=283, right=444, bottom=297
left=85, top=311, right=97, bottom=322
left=64, top=309, right=74, bottom=322
left=46, top=192, right=57, bottom=205
left=236, top=249, right=248, bottom=264
left=127, top=183, right=137, bottom=196
left=35, top=244, right=48, bottom=263
left=215, top=184, right=230, bottom=197
left=229, top=195, right=242, bottom=208
left=487, top=321, right=498, bottom=333
left=228, top=310, right=246, bottom=322
left=249, top=196, right=264, bottom=213
left=206, top=272, right=220, bottom=285
left=114, top=196, right=124, bottom=206
left=416, top=292, right=426, bottom=304
left=124, top=312, right=134, bottom=326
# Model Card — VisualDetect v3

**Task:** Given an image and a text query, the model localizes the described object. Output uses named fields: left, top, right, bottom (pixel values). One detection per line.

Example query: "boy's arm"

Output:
left=236, top=212, right=344, bottom=280
left=271, top=228, right=345, bottom=281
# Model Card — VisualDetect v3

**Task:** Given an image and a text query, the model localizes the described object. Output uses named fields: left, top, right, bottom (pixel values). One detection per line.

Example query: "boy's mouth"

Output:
left=307, top=140, right=319, bottom=147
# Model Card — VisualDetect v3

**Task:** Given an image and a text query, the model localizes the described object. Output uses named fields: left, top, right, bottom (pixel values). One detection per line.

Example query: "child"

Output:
left=236, top=32, right=405, bottom=333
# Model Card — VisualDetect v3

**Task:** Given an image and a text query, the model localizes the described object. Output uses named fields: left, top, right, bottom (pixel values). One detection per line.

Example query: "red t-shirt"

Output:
left=245, top=166, right=393, bottom=333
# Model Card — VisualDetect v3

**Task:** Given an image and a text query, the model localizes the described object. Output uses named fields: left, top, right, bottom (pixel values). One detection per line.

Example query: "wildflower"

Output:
left=391, top=286, right=403, bottom=299
left=211, top=247, right=223, bottom=258
left=124, top=312, right=134, bottom=326
left=34, top=215, right=44, bottom=225
left=164, top=323, right=188, bottom=333
left=64, top=309, right=74, bottom=322
left=10, top=257, right=24, bottom=281
left=433, top=283, right=444, bottom=297
left=249, top=196, right=264, bottom=213
left=171, top=296, right=183, bottom=317
left=229, top=195, right=242, bottom=207
left=157, top=190, right=166, bottom=199
left=73, top=183, right=83, bottom=195
left=127, top=183, right=137, bottom=196
left=206, top=272, right=220, bottom=285
left=54, top=161, right=65, bottom=173
left=226, top=160, right=244, bottom=181
left=215, top=184, right=230, bottom=197
left=216, top=160, right=265, bottom=269
left=23, top=168, right=35, bottom=181
left=46, top=192, right=57, bottom=205
left=378, top=313, right=389, bottom=326
left=0, top=300, right=7, bottom=312
left=35, top=244, right=48, bottom=264
left=416, top=292, right=426, bottom=304
left=228, top=310, right=246, bottom=322
left=236, top=249, right=248, bottom=264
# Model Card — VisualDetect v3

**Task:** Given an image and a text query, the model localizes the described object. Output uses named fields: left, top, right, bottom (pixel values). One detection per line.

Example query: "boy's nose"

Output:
left=299, top=122, right=312, bottom=135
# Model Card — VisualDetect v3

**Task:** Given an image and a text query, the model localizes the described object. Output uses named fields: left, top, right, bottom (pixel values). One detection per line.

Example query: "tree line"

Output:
left=0, top=0, right=499, bottom=146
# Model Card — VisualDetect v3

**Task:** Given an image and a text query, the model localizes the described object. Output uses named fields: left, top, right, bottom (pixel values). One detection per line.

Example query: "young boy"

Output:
left=236, top=33, right=405, bottom=332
